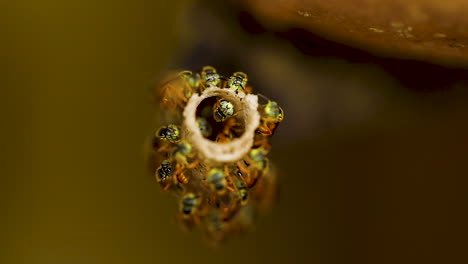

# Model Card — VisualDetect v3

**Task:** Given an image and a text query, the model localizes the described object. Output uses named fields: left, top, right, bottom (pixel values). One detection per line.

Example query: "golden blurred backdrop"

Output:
left=3, top=0, right=468, bottom=263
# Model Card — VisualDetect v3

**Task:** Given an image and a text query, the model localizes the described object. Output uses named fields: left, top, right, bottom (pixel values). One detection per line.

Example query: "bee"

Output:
left=263, top=100, right=284, bottom=122
left=205, top=211, right=225, bottom=239
left=213, top=99, right=235, bottom=122
left=227, top=72, right=252, bottom=94
left=172, top=141, right=199, bottom=184
left=155, top=160, right=174, bottom=191
left=207, top=168, right=232, bottom=195
left=236, top=147, right=270, bottom=188
left=181, top=193, right=199, bottom=216
left=179, top=70, right=201, bottom=92
left=156, top=124, right=181, bottom=143
left=178, top=193, right=210, bottom=231
left=146, top=132, right=169, bottom=173
left=196, top=117, right=212, bottom=138
left=159, top=71, right=197, bottom=113
left=173, top=141, right=198, bottom=167
left=257, top=94, right=284, bottom=135
left=248, top=147, right=269, bottom=165
left=228, top=72, right=247, bottom=90
left=236, top=180, right=249, bottom=205
left=201, top=66, right=221, bottom=88
left=252, top=132, right=270, bottom=148
left=213, top=179, right=243, bottom=222
left=216, top=117, right=242, bottom=143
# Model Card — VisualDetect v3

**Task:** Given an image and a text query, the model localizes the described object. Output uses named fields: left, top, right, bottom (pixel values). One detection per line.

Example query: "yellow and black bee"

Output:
left=172, top=140, right=199, bottom=184
left=179, top=70, right=201, bottom=93
left=236, top=147, right=270, bottom=188
left=156, top=124, right=181, bottom=143
left=201, top=66, right=221, bottom=87
left=158, top=71, right=197, bottom=113
left=227, top=72, right=248, bottom=92
left=257, top=94, right=284, bottom=135
left=156, top=160, right=174, bottom=190
left=207, top=168, right=228, bottom=194
left=196, top=117, right=212, bottom=138
left=181, top=193, right=199, bottom=215
left=236, top=180, right=249, bottom=205
left=213, top=99, right=235, bottom=122
left=216, top=117, right=242, bottom=143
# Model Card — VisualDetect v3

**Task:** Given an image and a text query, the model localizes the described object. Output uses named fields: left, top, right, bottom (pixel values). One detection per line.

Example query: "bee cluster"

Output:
left=149, top=66, right=283, bottom=243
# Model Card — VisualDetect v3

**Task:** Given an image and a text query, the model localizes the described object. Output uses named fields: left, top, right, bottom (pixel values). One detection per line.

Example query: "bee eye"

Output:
left=157, top=169, right=166, bottom=179
left=215, top=182, right=224, bottom=190
left=158, top=128, right=166, bottom=137
left=241, top=192, right=248, bottom=201
left=182, top=207, right=192, bottom=214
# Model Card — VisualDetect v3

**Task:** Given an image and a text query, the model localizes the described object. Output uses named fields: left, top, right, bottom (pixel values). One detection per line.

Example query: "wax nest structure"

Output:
left=149, top=66, right=284, bottom=243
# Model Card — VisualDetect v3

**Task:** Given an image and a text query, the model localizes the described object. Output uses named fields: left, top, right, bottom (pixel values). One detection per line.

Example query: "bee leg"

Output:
left=162, top=181, right=173, bottom=191
left=241, top=156, right=258, bottom=185
left=253, top=135, right=269, bottom=148
left=186, top=160, right=199, bottom=169
left=237, top=161, right=250, bottom=174
left=175, top=93, right=188, bottom=109
left=175, top=155, right=188, bottom=168
left=174, top=161, right=186, bottom=173
left=157, top=142, right=173, bottom=153
left=216, top=134, right=230, bottom=143
left=256, top=123, right=273, bottom=136
left=247, top=170, right=260, bottom=188
left=237, top=162, right=254, bottom=185
left=224, top=166, right=238, bottom=192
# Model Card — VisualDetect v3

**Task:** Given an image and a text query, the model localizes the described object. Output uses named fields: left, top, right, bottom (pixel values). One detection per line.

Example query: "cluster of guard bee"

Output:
left=148, top=66, right=283, bottom=243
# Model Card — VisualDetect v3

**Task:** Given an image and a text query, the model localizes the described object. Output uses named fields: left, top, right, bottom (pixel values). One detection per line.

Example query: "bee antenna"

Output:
left=256, top=93, right=270, bottom=103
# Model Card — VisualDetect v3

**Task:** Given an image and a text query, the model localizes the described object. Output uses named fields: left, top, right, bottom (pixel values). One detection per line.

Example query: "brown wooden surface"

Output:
left=238, top=0, right=468, bottom=67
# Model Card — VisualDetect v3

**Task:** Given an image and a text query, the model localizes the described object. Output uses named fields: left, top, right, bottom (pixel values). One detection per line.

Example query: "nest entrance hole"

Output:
left=195, top=96, right=246, bottom=143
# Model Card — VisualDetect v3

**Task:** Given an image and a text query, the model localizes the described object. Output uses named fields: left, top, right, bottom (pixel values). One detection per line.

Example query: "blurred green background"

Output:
left=3, top=0, right=468, bottom=263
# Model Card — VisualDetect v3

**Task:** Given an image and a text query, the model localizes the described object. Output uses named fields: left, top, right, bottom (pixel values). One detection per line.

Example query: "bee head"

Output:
left=176, top=141, right=192, bottom=156
left=208, top=169, right=224, bottom=183
left=196, top=117, right=212, bottom=137
left=249, top=147, right=268, bottom=163
left=157, top=124, right=180, bottom=141
left=214, top=100, right=235, bottom=122
left=157, top=160, right=172, bottom=180
left=181, top=193, right=198, bottom=215
left=229, top=72, right=248, bottom=90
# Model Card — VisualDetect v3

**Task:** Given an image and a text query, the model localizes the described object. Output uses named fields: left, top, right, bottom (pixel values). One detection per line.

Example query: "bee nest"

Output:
left=182, top=86, right=260, bottom=164
left=150, top=66, right=283, bottom=243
